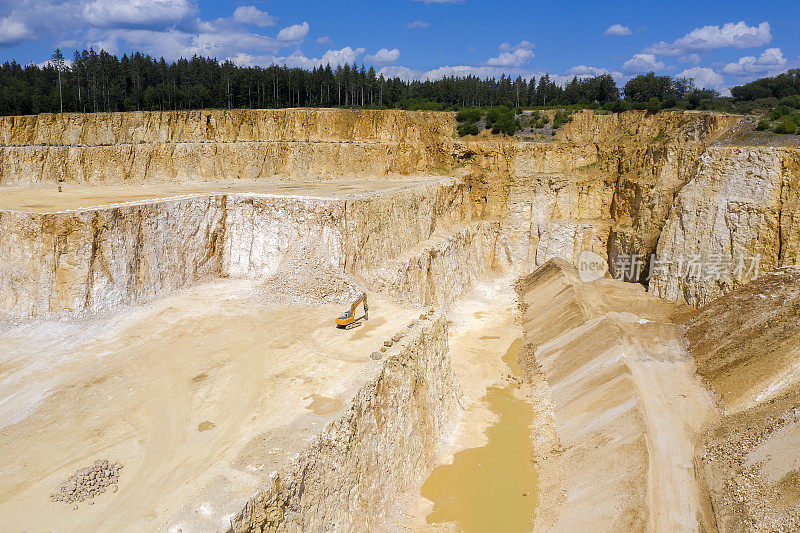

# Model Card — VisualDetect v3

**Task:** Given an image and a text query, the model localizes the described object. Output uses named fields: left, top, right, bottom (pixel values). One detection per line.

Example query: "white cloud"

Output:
left=0, top=16, right=32, bottom=45
left=566, top=65, right=624, bottom=81
left=645, top=21, right=771, bottom=57
left=423, top=65, right=505, bottom=80
left=316, top=36, right=332, bottom=44
left=487, top=49, right=534, bottom=67
left=677, top=66, right=725, bottom=90
left=722, top=47, right=787, bottom=76
left=276, top=21, right=309, bottom=42
left=230, top=46, right=365, bottom=69
left=378, top=65, right=423, bottom=80
left=622, top=53, right=665, bottom=73
left=365, top=48, right=400, bottom=64
left=87, top=26, right=283, bottom=59
left=405, top=20, right=430, bottom=29
left=679, top=53, right=701, bottom=64
left=83, top=0, right=195, bottom=28
left=604, top=24, right=632, bottom=36
left=37, top=58, right=73, bottom=69
left=376, top=63, right=609, bottom=87
left=320, top=46, right=364, bottom=66
left=486, top=40, right=534, bottom=67
left=232, top=6, right=276, bottom=28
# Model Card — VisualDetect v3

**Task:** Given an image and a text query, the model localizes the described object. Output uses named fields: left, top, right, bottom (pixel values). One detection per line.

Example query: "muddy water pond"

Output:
left=421, top=339, right=538, bottom=532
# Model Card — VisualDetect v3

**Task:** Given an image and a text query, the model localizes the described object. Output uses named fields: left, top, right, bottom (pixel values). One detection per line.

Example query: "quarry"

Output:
left=1, top=107, right=799, bottom=532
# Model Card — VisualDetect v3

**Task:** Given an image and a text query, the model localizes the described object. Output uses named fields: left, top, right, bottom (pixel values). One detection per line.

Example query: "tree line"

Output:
left=0, top=49, right=623, bottom=116
left=0, top=48, right=794, bottom=117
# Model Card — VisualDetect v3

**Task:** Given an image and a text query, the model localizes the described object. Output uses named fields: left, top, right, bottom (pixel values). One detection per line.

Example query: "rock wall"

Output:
left=0, top=197, right=226, bottom=317
left=0, top=109, right=455, bottom=185
left=3, top=107, right=800, bottom=309
left=231, top=315, right=463, bottom=532
left=457, top=110, right=800, bottom=306
left=364, top=225, right=484, bottom=308
left=459, top=111, right=740, bottom=281
left=650, top=146, right=800, bottom=307
left=0, top=179, right=481, bottom=318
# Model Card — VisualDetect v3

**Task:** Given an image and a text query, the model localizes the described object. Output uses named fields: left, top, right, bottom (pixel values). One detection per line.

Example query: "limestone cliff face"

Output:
left=232, top=315, right=463, bottom=532
left=0, top=198, right=226, bottom=317
left=0, top=109, right=455, bottom=185
left=651, top=147, right=800, bottom=306
left=0, top=179, right=476, bottom=318
left=3, top=107, right=800, bottom=310
left=455, top=110, right=800, bottom=306
left=459, top=110, right=740, bottom=282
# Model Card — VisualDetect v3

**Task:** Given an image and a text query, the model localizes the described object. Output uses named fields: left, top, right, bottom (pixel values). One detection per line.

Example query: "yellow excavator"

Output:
left=335, top=293, right=369, bottom=329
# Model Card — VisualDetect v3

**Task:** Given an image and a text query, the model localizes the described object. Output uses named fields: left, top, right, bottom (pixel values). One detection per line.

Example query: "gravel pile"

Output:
left=259, top=253, right=363, bottom=307
left=51, top=459, right=122, bottom=505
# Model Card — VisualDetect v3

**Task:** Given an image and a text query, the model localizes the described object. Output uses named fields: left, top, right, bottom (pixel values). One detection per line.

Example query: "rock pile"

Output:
left=51, top=459, right=123, bottom=506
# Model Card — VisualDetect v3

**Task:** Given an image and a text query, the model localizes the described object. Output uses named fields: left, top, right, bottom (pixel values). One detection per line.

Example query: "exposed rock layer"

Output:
left=0, top=109, right=455, bottom=185
left=3, top=108, right=800, bottom=306
left=0, top=179, right=477, bottom=318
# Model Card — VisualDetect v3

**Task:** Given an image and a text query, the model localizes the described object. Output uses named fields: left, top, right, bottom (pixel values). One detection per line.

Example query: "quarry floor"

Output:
left=0, top=280, right=422, bottom=532
left=0, top=260, right=728, bottom=532
left=0, top=178, right=444, bottom=213
left=2, top=174, right=791, bottom=532
left=0, top=276, right=540, bottom=533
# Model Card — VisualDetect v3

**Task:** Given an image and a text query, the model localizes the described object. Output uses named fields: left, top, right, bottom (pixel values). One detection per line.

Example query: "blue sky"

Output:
left=1, top=0, right=798, bottom=94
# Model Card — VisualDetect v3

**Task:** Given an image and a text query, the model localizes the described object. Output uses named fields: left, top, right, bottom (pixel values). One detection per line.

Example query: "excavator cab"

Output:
left=336, top=293, right=369, bottom=329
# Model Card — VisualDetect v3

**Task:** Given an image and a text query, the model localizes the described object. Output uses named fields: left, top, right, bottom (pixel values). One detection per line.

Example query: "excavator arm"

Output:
left=335, top=293, right=369, bottom=329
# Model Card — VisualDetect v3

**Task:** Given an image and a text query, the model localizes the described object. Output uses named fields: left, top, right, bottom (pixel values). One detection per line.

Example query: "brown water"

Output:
left=421, top=339, right=538, bottom=532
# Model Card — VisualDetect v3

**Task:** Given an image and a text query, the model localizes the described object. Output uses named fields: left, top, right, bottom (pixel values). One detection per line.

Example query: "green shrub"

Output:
left=485, top=106, right=507, bottom=125
left=604, top=99, right=631, bottom=113
left=646, top=97, right=661, bottom=114
left=491, top=115, right=516, bottom=135
left=781, top=95, right=800, bottom=109
left=756, top=118, right=771, bottom=131
left=457, top=122, right=480, bottom=136
left=552, top=109, right=573, bottom=129
left=767, top=105, right=792, bottom=120
left=774, top=116, right=799, bottom=134
left=456, top=108, right=483, bottom=123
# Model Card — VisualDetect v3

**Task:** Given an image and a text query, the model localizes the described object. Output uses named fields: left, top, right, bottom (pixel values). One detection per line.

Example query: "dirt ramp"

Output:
left=516, top=259, right=717, bottom=531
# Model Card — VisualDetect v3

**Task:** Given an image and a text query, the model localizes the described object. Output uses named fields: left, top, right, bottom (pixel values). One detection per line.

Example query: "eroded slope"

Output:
left=682, top=268, right=800, bottom=532
left=516, top=259, right=717, bottom=531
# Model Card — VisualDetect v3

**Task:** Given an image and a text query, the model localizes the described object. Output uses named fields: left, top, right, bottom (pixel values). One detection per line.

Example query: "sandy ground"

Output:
left=0, top=177, right=449, bottom=213
left=0, top=278, right=420, bottom=532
